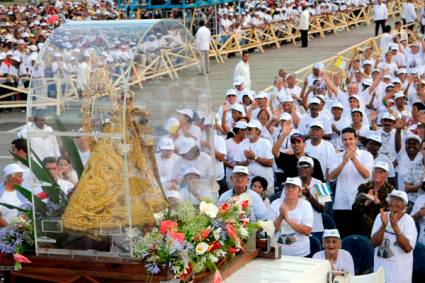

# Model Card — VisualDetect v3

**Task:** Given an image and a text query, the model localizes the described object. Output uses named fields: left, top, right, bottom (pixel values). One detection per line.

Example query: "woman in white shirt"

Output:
left=272, top=177, right=314, bottom=257
left=313, top=229, right=355, bottom=275
left=371, top=190, right=417, bottom=283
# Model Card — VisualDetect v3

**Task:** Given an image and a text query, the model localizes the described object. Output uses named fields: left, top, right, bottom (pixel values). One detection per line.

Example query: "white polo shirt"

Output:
left=329, top=148, right=374, bottom=210
left=305, top=139, right=336, bottom=177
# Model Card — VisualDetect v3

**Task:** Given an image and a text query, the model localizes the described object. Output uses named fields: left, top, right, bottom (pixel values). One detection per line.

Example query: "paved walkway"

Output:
left=207, top=21, right=389, bottom=108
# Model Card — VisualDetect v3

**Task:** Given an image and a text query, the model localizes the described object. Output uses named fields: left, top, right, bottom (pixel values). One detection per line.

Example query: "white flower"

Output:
left=213, top=227, right=222, bottom=240
left=195, top=242, right=209, bottom=255
left=239, top=226, right=249, bottom=239
left=257, top=220, right=275, bottom=236
left=199, top=201, right=219, bottom=218
left=209, top=253, right=219, bottom=263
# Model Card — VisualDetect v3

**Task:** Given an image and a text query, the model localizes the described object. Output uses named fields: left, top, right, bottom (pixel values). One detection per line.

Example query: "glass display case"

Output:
left=25, top=19, right=215, bottom=258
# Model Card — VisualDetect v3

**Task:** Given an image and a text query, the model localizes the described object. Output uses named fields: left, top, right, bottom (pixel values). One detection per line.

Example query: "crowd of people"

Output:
left=1, top=0, right=425, bottom=282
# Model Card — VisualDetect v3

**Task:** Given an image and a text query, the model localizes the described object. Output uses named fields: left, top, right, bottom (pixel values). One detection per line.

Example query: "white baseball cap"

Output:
left=177, top=108, right=194, bottom=119
left=233, top=76, right=245, bottom=86
left=231, top=103, right=246, bottom=115
left=388, top=190, right=408, bottom=205
left=323, top=229, right=341, bottom=239
left=404, top=133, right=421, bottom=144
left=392, top=78, right=401, bottom=85
left=163, top=117, right=180, bottom=134
left=394, top=91, right=405, bottom=100
left=278, top=95, right=294, bottom=103
left=165, top=190, right=182, bottom=200
left=374, top=161, right=389, bottom=172
left=226, top=88, right=237, bottom=96
left=247, top=119, right=262, bottom=131
left=368, top=133, right=382, bottom=144
left=308, top=97, right=321, bottom=105
left=232, top=165, right=249, bottom=175
left=3, top=164, right=24, bottom=177
left=349, top=94, right=361, bottom=102
left=362, top=78, right=373, bottom=86
left=297, top=156, right=314, bottom=168
left=363, top=60, right=373, bottom=66
left=279, top=112, right=292, bottom=121
left=183, top=167, right=201, bottom=176
left=309, top=121, right=324, bottom=129
left=331, top=101, right=344, bottom=109
left=255, top=91, right=269, bottom=99
left=313, top=62, right=324, bottom=70
left=234, top=121, right=248, bottom=129
left=158, top=137, right=175, bottom=151
left=285, top=177, right=302, bottom=188
left=351, top=108, right=363, bottom=115
left=178, top=138, right=197, bottom=155
left=381, top=112, right=395, bottom=121
left=398, top=68, right=407, bottom=74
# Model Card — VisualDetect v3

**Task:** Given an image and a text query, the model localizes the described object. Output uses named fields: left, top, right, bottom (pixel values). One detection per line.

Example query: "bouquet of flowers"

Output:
left=132, top=193, right=258, bottom=281
left=0, top=215, right=34, bottom=270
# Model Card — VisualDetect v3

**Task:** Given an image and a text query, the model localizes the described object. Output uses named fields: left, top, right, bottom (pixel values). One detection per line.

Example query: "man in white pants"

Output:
left=195, top=19, right=211, bottom=74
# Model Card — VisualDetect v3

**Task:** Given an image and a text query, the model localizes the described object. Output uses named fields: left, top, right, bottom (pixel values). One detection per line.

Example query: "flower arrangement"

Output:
left=132, top=193, right=258, bottom=281
left=0, top=215, right=34, bottom=270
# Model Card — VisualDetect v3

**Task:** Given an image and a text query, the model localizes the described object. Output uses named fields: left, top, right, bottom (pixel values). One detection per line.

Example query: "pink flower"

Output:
left=208, top=241, right=222, bottom=253
left=226, top=223, right=238, bottom=241
left=168, top=231, right=185, bottom=243
left=13, top=253, right=31, bottom=263
left=214, top=270, right=222, bottom=283
left=228, top=247, right=238, bottom=254
left=36, top=192, right=48, bottom=200
left=160, top=220, right=178, bottom=235
left=219, top=203, right=230, bottom=214
left=241, top=200, right=249, bottom=210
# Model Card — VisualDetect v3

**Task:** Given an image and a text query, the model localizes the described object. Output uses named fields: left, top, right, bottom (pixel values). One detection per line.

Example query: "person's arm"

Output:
left=273, top=204, right=312, bottom=235
left=351, top=155, right=371, bottom=179
left=371, top=210, right=387, bottom=247
left=304, top=189, right=324, bottom=212
left=390, top=212, right=414, bottom=253
left=394, top=119, right=404, bottom=153
left=328, top=153, right=348, bottom=181
left=272, top=122, right=291, bottom=158
left=404, top=182, right=422, bottom=193
left=323, top=73, right=339, bottom=95
left=254, top=156, right=273, bottom=167
left=412, top=207, right=425, bottom=223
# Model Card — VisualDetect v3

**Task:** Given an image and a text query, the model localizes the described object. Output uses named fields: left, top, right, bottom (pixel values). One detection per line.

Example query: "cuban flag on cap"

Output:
left=314, top=182, right=332, bottom=203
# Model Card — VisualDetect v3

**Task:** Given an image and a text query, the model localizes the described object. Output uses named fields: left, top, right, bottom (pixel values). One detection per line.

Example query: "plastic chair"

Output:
left=341, top=235, right=374, bottom=275
left=307, top=234, right=322, bottom=258
left=322, top=213, right=336, bottom=229
left=413, top=243, right=425, bottom=283
left=349, top=267, right=385, bottom=283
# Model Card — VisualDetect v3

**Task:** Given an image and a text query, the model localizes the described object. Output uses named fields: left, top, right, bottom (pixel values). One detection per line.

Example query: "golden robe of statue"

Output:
left=62, top=67, right=168, bottom=237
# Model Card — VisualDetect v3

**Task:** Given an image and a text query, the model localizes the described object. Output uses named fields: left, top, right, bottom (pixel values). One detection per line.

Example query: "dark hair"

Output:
left=42, top=157, right=57, bottom=167
left=395, top=21, right=401, bottom=25
left=413, top=102, right=425, bottom=111
left=11, top=138, right=28, bottom=154
left=199, top=19, right=205, bottom=26
left=384, top=25, right=391, bottom=33
left=242, top=51, right=249, bottom=57
left=251, top=176, right=268, bottom=191
left=341, top=127, right=358, bottom=138
left=58, top=156, right=71, bottom=164
left=257, top=109, right=270, bottom=120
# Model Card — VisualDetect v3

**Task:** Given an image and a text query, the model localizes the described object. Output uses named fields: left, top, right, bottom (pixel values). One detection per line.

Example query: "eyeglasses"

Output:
left=233, top=174, right=247, bottom=179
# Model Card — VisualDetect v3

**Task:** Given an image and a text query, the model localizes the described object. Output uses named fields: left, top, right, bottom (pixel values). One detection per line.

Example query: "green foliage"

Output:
left=13, top=185, right=47, bottom=213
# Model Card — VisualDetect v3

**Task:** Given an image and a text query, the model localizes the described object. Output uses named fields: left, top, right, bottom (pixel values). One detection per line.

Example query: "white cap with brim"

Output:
left=351, top=108, right=363, bottom=115
left=394, top=91, right=405, bottom=100
left=362, top=78, right=373, bottom=86
left=398, top=68, right=407, bottom=74
left=310, top=121, right=324, bottom=129
left=3, top=164, right=24, bottom=177
left=374, top=161, right=389, bottom=172
left=226, top=88, right=237, bottom=96
left=158, top=137, right=175, bottom=151
left=368, top=133, right=382, bottom=144
left=165, top=190, right=182, bottom=200
left=233, top=76, right=245, bottom=86
left=297, top=156, right=314, bottom=168
left=179, top=138, right=197, bottom=155
left=313, top=62, right=324, bottom=70
left=247, top=119, right=262, bottom=131
left=331, top=101, right=344, bottom=109
left=381, top=112, right=395, bottom=121
left=183, top=167, right=201, bottom=176
left=231, top=103, right=246, bottom=115
left=278, top=95, right=294, bottom=103
left=279, top=112, right=292, bottom=121
left=308, top=97, right=321, bottom=105
left=383, top=74, right=392, bottom=80
left=255, top=91, right=269, bottom=100
left=233, top=166, right=249, bottom=175
left=177, top=108, right=194, bottom=119
left=234, top=121, right=248, bottom=129
left=404, top=133, right=421, bottom=144
left=285, top=177, right=302, bottom=188
left=388, top=190, right=408, bottom=205
left=164, top=117, right=180, bottom=134
left=323, top=229, right=341, bottom=239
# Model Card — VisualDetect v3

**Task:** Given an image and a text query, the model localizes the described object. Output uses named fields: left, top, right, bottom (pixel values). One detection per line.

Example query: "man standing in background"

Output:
left=299, top=4, right=310, bottom=48
left=234, top=51, right=251, bottom=89
left=195, top=19, right=211, bottom=74
left=373, top=0, right=388, bottom=36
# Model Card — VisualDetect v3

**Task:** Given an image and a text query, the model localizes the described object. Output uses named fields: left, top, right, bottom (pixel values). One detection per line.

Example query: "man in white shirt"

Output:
left=411, top=194, right=425, bottom=246
left=234, top=51, right=251, bottom=89
left=297, top=97, right=332, bottom=139
left=328, top=127, right=374, bottom=238
left=27, top=113, right=61, bottom=161
left=305, top=121, right=336, bottom=178
left=177, top=108, right=202, bottom=143
left=234, top=119, right=274, bottom=194
left=403, top=0, right=417, bottom=28
left=299, top=4, right=310, bottom=48
left=42, top=157, right=74, bottom=196
left=155, top=137, right=179, bottom=191
left=373, top=0, right=388, bottom=36
left=218, top=166, right=272, bottom=221
left=195, top=20, right=211, bottom=74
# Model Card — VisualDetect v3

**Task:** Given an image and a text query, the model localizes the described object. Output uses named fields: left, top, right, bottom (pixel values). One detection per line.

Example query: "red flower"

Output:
left=208, top=241, right=222, bottom=253
left=241, top=200, right=249, bottom=210
left=219, top=203, right=230, bottom=214
left=226, top=223, right=238, bottom=241
left=200, top=228, right=210, bottom=240
left=36, top=192, right=48, bottom=200
left=168, top=231, right=185, bottom=243
left=228, top=247, right=238, bottom=254
left=214, top=270, right=222, bottom=283
left=180, top=263, right=192, bottom=281
left=160, top=220, right=178, bottom=235
left=13, top=253, right=31, bottom=263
